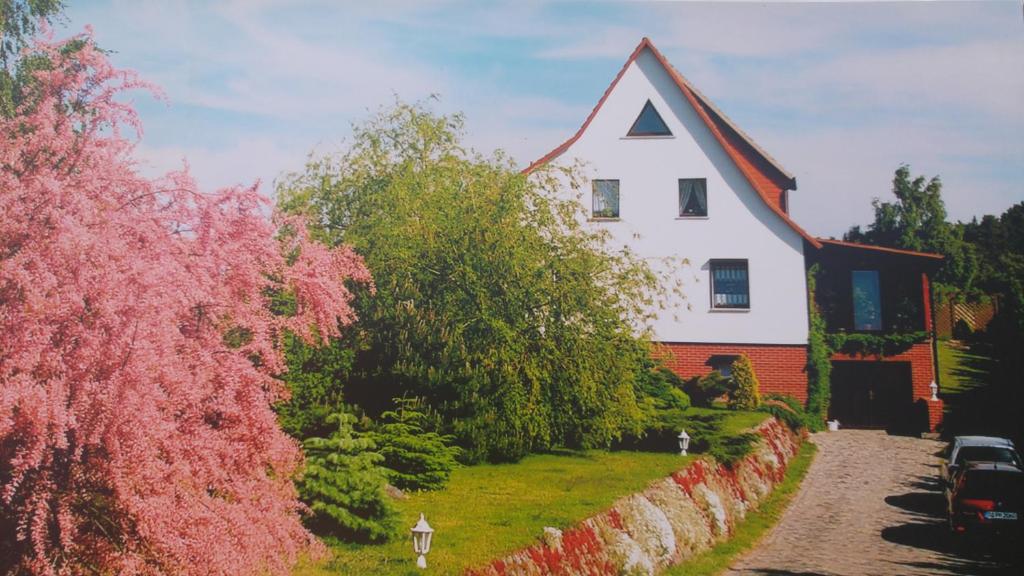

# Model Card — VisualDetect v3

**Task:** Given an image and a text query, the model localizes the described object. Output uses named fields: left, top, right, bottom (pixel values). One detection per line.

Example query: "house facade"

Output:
left=528, top=38, right=943, bottom=432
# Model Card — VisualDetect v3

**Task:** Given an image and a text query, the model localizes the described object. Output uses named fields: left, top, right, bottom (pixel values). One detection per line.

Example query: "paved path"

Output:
left=724, top=430, right=1021, bottom=576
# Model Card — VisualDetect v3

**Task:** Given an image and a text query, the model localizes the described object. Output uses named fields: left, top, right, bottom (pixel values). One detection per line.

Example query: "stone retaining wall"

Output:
left=467, top=418, right=803, bottom=576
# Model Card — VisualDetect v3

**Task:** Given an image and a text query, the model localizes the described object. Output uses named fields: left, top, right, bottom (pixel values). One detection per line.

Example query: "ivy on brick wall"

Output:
left=805, top=265, right=831, bottom=432
left=825, top=331, right=930, bottom=358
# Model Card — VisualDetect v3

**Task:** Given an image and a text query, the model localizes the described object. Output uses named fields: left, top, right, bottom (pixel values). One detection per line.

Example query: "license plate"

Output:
left=984, top=511, right=1018, bottom=520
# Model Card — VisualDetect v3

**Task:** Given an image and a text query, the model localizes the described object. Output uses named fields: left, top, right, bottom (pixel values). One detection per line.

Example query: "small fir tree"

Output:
left=728, top=355, right=761, bottom=410
left=376, top=398, right=461, bottom=491
left=299, top=412, right=397, bottom=543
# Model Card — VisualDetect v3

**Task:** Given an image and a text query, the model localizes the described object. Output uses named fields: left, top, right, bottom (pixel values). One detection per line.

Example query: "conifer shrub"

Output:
left=298, top=412, right=397, bottom=543
left=728, top=355, right=761, bottom=410
left=759, top=393, right=810, bottom=431
left=375, top=398, right=461, bottom=492
left=683, top=370, right=734, bottom=408
left=637, top=364, right=692, bottom=412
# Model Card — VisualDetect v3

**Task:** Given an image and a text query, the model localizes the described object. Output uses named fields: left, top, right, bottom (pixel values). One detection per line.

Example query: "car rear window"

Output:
left=960, top=469, right=1024, bottom=500
left=955, top=446, right=1021, bottom=467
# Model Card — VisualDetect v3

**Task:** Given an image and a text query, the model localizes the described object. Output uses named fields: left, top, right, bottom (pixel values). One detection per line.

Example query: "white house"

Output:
left=526, top=38, right=821, bottom=399
left=527, top=38, right=947, bottom=433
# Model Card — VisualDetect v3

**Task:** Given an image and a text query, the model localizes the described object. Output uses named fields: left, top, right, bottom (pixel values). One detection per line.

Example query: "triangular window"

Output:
left=627, top=100, right=671, bottom=137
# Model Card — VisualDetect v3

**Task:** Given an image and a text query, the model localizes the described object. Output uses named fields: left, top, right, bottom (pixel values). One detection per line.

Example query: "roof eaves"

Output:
left=816, top=238, right=945, bottom=260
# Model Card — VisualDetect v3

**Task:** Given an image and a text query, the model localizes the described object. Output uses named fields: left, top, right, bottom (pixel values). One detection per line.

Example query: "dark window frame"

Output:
left=678, top=178, right=708, bottom=217
left=710, top=259, right=750, bottom=310
left=591, top=179, right=620, bottom=219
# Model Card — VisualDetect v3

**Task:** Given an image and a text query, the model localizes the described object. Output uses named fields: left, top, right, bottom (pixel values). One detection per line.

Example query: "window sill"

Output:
left=676, top=216, right=709, bottom=220
left=589, top=217, right=621, bottom=222
left=709, top=308, right=750, bottom=313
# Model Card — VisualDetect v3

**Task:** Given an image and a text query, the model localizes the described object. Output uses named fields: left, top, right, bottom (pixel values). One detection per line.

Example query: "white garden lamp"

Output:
left=677, top=429, right=690, bottom=456
left=411, top=513, right=434, bottom=569
left=929, top=381, right=938, bottom=401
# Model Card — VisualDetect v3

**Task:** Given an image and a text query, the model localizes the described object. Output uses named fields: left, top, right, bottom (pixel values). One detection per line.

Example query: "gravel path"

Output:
left=724, top=430, right=1021, bottom=576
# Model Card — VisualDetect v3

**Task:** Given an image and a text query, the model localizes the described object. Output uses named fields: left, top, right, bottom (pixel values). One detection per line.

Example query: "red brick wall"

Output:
left=655, top=342, right=809, bottom=402
left=830, top=341, right=942, bottom=431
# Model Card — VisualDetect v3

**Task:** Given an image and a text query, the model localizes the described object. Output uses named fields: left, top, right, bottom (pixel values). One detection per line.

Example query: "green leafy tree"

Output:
left=375, top=398, right=461, bottom=491
left=1, top=0, right=65, bottom=117
left=845, top=165, right=977, bottom=290
left=298, top=412, right=397, bottom=543
left=277, top=102, right=666, bottom=462
left=728, top=355, right=761, bottom=410
left=276, top=332, right=356, bottom=440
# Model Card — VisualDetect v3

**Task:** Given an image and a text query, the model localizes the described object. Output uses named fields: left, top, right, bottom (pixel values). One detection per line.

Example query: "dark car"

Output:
left=947, top=461, right=1024, bottom=536
left=941, top=436, right=1021, bottom=494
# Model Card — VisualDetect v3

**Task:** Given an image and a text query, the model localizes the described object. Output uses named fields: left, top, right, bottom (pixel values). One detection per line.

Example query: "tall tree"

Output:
left=1, top=0, right=65, bottom=117
left=845, top=165, right=977, bottom=290
left=0, top=32, right=371, bottom=575
left=278, top=102, right=669, bottom=462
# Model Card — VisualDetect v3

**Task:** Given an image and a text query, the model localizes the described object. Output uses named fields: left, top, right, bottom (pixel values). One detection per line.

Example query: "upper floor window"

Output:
left=627, top=100, right=672, bottom=137
left=711, top=260, right=749, bottom=309
left=852, top=270, right=882, bottom=331
left=679, top=178, right=708, bottom=217
left=592, top=179, right=620, bottom=219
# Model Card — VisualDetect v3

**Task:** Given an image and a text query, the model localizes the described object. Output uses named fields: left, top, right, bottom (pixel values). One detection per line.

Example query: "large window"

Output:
left=679, top=178, right=707, bottom=217
left=592, top=179, right=620, bottom=219
left=852, top=270, right=882, bottom=330
left=711, top=260, right=749, bottom=309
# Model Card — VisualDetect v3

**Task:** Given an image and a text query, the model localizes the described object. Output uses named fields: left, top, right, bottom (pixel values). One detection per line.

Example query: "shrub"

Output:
left=728, top=355, right=761, bottom=410
left=683, top=371, right=734, bottom=408
left=299, top=412, right=397, bottom=543
left=637, top=364, right=692, bottom=412
left=376, top=398, right=461, bottom=492
left=760, top=393, right=809, bottom=431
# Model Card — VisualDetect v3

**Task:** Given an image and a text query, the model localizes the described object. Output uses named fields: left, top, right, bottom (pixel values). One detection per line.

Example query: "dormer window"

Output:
left=679, top=178, right=707, bottom=217
left=627, top=100, right=672, bottom=137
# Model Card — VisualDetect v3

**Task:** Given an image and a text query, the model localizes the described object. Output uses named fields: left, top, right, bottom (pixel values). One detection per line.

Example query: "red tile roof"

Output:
left=524, top=37, right=821, bottom=249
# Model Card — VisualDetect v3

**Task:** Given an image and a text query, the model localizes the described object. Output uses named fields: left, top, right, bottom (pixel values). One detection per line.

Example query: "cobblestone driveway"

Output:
left=724, top=430, right=1021, bottom=576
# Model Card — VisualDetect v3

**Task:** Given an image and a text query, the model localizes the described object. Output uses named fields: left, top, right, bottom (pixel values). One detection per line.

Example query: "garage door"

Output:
left=829, top=361, right=914, bottom=432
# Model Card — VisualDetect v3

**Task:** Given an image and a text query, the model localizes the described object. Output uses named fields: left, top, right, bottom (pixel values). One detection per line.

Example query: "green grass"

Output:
left=937, top=339, right=993, bottom=398
left=297, top=410, right=769, bottom=576
left=663, top=441, right=818, bottom=576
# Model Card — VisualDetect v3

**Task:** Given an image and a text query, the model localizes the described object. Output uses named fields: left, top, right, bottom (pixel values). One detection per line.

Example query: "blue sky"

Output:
left=63, top=1, right=1023, bottom=236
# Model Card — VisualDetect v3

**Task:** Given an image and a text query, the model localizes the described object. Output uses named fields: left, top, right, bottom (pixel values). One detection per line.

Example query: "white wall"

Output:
left=548, top=48, right=809, bottom=345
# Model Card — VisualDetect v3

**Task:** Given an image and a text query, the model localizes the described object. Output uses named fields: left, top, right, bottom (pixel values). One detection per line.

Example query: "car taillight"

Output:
left=959, top=498, right=995, bottom=511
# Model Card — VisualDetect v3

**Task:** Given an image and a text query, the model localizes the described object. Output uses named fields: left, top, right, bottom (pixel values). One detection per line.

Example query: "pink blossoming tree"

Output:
left=0, top=32, right=371, bottom=575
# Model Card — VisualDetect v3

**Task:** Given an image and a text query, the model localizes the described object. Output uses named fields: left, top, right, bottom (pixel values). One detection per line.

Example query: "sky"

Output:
left=62, top=0, right=1023, bottom=237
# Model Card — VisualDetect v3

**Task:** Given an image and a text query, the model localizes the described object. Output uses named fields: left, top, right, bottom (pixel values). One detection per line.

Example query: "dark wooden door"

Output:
left=829, top=361, right=914, bottom=430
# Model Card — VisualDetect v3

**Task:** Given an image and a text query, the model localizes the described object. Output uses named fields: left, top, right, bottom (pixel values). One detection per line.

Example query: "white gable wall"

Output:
left=549, top=49, right=809, bottom=345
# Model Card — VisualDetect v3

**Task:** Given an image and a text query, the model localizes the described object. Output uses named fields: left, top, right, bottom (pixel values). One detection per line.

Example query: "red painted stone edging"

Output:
left=467, top=419, right=803, bottom=576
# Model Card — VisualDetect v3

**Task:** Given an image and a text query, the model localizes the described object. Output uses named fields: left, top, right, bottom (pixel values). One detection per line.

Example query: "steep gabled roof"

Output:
left=525, top=37, right=821, bottom=249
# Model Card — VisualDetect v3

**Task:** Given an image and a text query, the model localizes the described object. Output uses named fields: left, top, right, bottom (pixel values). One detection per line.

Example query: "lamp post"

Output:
left=677, top=429, right=690, bottom=456
left=929, top=381, right=938, bottom=401
left=411, top=513, right=434, bottom=569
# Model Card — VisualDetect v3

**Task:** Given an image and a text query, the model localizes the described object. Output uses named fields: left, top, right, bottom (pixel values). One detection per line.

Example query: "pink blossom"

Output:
left=0, top=32, right=370, bottom=575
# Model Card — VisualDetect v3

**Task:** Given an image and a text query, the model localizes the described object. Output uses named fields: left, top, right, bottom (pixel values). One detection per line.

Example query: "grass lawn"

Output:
left=936, top=339, right=994, bottom=398
left=296, top=409, right=769, bottom=576
left=936, top=339, right=1019, bottom=443
left=663, top=441, right=818, bottom=576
